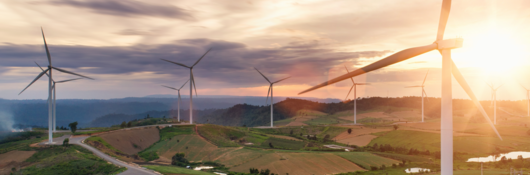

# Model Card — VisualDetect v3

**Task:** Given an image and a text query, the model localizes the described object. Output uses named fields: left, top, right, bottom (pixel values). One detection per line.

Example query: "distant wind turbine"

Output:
left=19, top=28, right=94, bottom=143
left=161, top=49, right=211, bottom=124
left=488, top=83, right=503, bottom=125
left=298, top=0, right=502, bottom=174
left=254, top=67, right=290, bottom=127
left=162, top=79, right=189, bottom=122
left=520, top=84, right=530, bottom=117
left=344, top=66, right=369, bottom=124
left=405, top=70, right=429, bottom=122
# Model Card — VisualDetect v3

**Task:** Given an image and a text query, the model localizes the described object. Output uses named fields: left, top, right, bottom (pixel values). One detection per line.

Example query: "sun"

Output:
left=453, top=29, right=527, bottom=75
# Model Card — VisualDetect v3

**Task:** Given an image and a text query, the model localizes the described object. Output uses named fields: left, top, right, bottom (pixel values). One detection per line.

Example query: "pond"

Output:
left=467, top=151, right=530, bottom=162
left=405, top=168, right=430, bottom=173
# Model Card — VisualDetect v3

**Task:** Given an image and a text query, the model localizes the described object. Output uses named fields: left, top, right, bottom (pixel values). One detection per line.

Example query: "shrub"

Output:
left=62, top=138, right=69, bottom=147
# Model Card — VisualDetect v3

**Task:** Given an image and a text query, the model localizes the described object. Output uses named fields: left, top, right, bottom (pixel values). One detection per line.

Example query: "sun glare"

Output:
left=454, top=30, right=527, bottom=75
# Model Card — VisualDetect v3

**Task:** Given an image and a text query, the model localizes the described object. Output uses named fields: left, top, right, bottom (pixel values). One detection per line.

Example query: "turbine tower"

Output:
left=344, top=66, right=369, bottom=124
left=19, top=28, right=94, bottom=143
left=406, top=70, right=429, bottom=122
left=298, top=1, right=502, bottom=174
left=254, top=67, right=290, bottom=127
left=162, top=79, right=189, bottom=122
left=488, top=83, right=502, bottom=125
left=520, top=84, right=529, bottom=117
left=161, top=49, right=211, bottom=124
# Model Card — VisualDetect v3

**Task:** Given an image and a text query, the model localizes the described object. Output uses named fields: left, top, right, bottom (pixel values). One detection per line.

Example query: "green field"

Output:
left=197, top=124, right=245, bottom=147
left=143, top=165, right=214, bottom=175
left=86, top=136, right=124, bottom=154
left=372, top=152, right=431, bottom=162
left=335, top=152, right=400, bottom=169
left=368, top=130, right=441, bottom=152
left=259, top=137, right=305, bottom=150
left=21, top=145, right=125, bottom=174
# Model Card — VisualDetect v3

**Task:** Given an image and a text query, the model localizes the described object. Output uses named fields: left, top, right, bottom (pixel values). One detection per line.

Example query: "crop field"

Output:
left=334, top=152, right=400, bottom=169
left=197, top=124, right=245, bottom=147
left=154, top=134, right=222, bottom=162
left=98, top=127, right=160, bottom=154
left=143, top=165, right=214, bottom=175
left=230, top=152, right=366, bottom=175
left=368, top=130, right=441, bottom=152
left=215, top=148, right=271, bottom=167
left=337, top=134, right=378, bottom=146
left=259, top=137, right=305, bottom=150
left=372, top=152, right=431, bottom=162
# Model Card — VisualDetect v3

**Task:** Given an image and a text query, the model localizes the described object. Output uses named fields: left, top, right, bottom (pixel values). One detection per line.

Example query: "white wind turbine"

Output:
left=298, top=1, right=502, bottom=174
left=36, top=62, right=83, bottom=132
left=254, top=67, right=290, bottom=127
left=488, top=83, right=502, bottom=125
left=344, top=66, right=369, bottom=124
left=405, top=70, right=429, bottom=122
left=520, top=84, right=530, bottom=117
left=161, top=49, right=211, bottom=124
left=162, top=79, right=189, bottom=122
left=19, top=28, right=94, bottom=143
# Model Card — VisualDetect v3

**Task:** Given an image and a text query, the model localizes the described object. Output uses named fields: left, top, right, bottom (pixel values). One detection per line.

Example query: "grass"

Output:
left=73, top=127, right=121, bottom=135
left=197, top=124, right=245, bottom=147
left=335, top=152, right=400, bottom=169
left=0, top=132, right=65, bottom=154
left=86, top=136, right=124, bottom=154
left=372, top=152, right=431, bottom=162
left=431, top=169, right=508, bottom=175
left=21, top=145, right=126, bottom=175
left=143, top=165, right=214, bottom=175
left=273, top=118, right=294, bottom=126
left=259, top=137, right=305, bottom=150
left=368, top=130, right=441, bottom=152
left=317, top=126, right=348, bottom=139
left=159, top=125, right=194, bottom=140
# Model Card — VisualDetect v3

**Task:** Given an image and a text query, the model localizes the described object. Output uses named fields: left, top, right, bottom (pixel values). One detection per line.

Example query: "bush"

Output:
left=171, top=153, right=188, bottom=167
left=62, top=138, right=69, bottom=147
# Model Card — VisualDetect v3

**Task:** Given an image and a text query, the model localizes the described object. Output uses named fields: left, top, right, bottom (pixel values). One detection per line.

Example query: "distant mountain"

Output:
left=0, top=95, right=340, bottom=130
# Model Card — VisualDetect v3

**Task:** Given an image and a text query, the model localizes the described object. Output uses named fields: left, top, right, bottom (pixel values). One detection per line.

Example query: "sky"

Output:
left=1, top=0, right=530, bottom=101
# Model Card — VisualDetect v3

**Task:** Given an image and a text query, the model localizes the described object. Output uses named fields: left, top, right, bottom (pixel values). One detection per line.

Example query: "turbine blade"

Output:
left=52, top=82, right=55, bottom=90
left=162, top=85, right=178, bottom=90
left=273, top=76, right=291, bottom=84
left=452, top=59, right=502, bottom=140
left=345, top=85, right=354, bottom=101
left=41, top=27, right=52, bottom=65
left=191, top=71, right=198, bottom=97
left=51, top=67, right=94, bottom=80
left=19, top=68, right=49, bottom=95
left=192, top=48, right=212, bottom=67
left=178, top=91, right=182, bottom=101
left=422, top=69, right=430, bottom=86
left=179, top=79, right=190, bottom=90
left=356, top=83, right=370, bottom=85
left=254, top=67, right=271, bottom=83
left=406, top=85, right=423, bottom=88
left=266, top=85, right=271, bottom=105
left=436, top=0, right=452, bottom=41
left=344, top=66, right=355, bottom=84
left=519, top=83, right=528, bottom=91
left=56, top=78, right=82, bottom=83
left=161, top=59, right=190, bottom=68
left=299, top=43, right=437, bottom=95
left=423, top=89, right=429, bottom=102
left=35, top=62, right=50, bottom=78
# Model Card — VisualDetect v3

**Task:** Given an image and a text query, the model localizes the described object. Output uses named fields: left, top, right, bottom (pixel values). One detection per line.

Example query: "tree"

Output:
left=171, top=153, right=188, bottom=166
left=127, top=121, right=132, bottom=127
left=290, top=130, right=293, bottom=135
left=393, top=125, right=399, bottom=130
left=62, top=138, right=69, bottom=147
left=68, top=122, right=78, bottom=133
left=323, top=134, right=330, bottom=142
left=269, top=142, right=274, bottom=148
left=250, top=168, right=259, bottom=174
left=120, top=121, right=126, bottom=128
left=347, top=128, right=352, bottom=134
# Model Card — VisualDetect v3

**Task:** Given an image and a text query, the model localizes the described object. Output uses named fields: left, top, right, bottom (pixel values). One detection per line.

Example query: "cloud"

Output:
left=0, top=38, right=391, bottom=88
left=48, top=0, right=194, bottom=20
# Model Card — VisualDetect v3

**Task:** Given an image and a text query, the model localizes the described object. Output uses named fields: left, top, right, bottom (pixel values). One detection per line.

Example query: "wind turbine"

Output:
left=19, top=28, right=94, bottom=143
left=161, top=49, right=211, bottom=124
left=520, top=84, right=530, bottom=117
left=36, top=62, right=83, bottom=132
left=254, top=67, right=290, bottom=127
left=298, top=1, right=502, bottom=174
left=488, top=83, right=503, bottom=125
left=162, top=79, right=189, bottom=122
left=344, top=66, right=369, bottom=124
left=405, top=70, right=429, bottom=122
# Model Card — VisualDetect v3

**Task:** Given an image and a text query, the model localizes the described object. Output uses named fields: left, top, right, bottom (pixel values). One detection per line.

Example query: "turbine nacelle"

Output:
left=436, top=38, right=463, bottom=50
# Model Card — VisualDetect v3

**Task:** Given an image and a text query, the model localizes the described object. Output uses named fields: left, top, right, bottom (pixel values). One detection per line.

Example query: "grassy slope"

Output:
left=197, top=124, right=245, bottom=147
left=144, top=165, right=214, bottom=175
left=86, top=136, right=124, bottom=154
left=21, top=145, right=126, bottom=175
left=139, top=126, right=195, bottom=161
left=335, top=152, right=400, bottom=169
